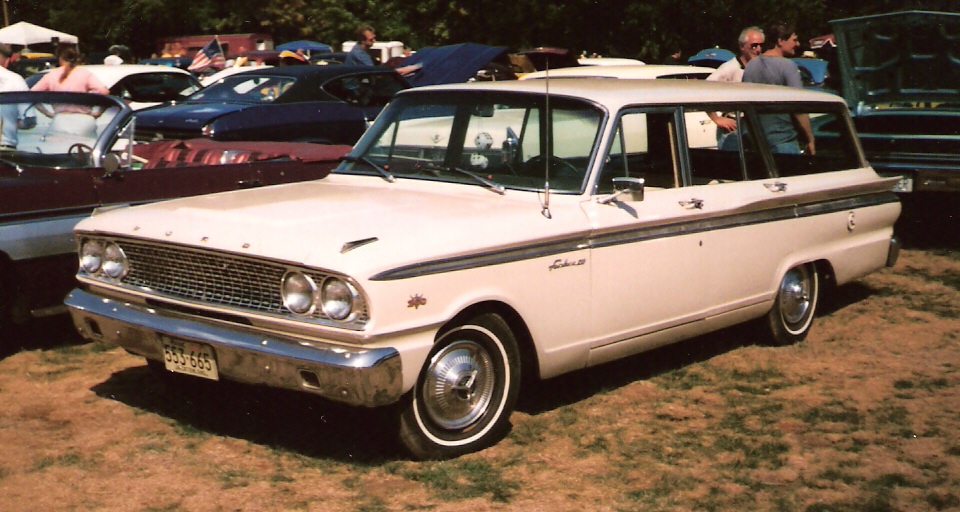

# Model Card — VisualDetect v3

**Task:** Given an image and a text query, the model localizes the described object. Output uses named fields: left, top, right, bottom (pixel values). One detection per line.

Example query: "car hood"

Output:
left=134, top=102, right=250, bottom=129
left=830, top=10, right=960, bottom=107
left=77, top=177, right=575, bottom=279
left=402, top=43, right=511, bottom=87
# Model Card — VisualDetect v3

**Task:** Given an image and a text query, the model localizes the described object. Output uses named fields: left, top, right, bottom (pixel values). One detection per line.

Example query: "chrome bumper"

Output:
left=65, top=288, right=403, bottom=407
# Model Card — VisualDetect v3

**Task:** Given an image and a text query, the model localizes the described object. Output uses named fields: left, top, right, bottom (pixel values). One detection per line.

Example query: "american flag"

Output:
left=188, top=38, right=225, bottom=72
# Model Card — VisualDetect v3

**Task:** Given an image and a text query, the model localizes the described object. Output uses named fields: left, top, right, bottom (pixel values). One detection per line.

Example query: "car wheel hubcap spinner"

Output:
left=423, top=340, right=496, bottom=431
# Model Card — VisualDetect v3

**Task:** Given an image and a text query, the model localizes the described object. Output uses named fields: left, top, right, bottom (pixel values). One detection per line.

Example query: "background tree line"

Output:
left=5, top=0, right=957, bottom=61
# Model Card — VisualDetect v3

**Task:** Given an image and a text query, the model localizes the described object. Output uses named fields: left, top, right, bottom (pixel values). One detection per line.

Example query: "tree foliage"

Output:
left=4, top=0, right=958, bottom=61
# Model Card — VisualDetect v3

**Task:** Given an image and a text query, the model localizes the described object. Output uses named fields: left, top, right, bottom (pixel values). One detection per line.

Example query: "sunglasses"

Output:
left=749, top=43, right=763, bottom=48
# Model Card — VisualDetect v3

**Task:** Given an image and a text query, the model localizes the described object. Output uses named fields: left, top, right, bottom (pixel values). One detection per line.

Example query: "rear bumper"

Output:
left=65, top=288, right=403, bottom=407
left=887, top=236, right=901, bottom=267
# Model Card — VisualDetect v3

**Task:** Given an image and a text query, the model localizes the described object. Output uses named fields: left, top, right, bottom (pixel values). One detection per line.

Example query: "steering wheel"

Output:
left=68, top=143, right=93, bottom=163
left=522, top=155, right=581, bottom=179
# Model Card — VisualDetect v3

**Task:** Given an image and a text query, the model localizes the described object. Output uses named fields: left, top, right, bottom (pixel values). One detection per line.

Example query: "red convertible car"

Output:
left=0, top=91, right=349, bottom=347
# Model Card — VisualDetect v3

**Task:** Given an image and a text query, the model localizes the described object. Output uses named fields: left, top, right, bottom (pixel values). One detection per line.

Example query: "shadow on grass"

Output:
left=1, top=314, right=85, bottom=360
left=91, top=364, right=406, bottom=464
left=86, top=280, right=881, bottom=462
left=517, top=322, right=756, bottom=415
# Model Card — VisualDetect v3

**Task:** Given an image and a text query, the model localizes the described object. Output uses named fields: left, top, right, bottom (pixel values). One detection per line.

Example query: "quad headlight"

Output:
left=79, top=239, right=104, bottom=274
left=79, top=239, right=129, bottom=280
left=321, top=277, right=359, bottom=321
left=281, top=271, right=318, bottom=315
left=102, top=242, right=129, bottom=279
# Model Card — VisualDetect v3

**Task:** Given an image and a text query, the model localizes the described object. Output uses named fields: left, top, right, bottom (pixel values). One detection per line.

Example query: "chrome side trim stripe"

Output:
left=370, top=191, right=898, bottom=281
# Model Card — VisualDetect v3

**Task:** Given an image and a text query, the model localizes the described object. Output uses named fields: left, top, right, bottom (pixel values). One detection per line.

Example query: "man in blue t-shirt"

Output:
left=346, top=26, right=377, bottom=67
left=743, top=22, right=815, bottom=155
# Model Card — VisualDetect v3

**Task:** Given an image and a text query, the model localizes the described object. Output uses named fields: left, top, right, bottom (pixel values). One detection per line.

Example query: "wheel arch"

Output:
left=440, top=300, right=541, bottom=382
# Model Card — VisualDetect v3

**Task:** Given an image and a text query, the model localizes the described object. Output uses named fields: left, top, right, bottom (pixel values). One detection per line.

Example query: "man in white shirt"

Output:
left=706, top=27, right=764, bottom=145
left=0, top=44, right=29, bottom=150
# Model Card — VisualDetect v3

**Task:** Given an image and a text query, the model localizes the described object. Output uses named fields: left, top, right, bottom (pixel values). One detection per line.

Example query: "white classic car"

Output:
left=27, top=65, right=202, bottom=110
left=67, top=79, right=901, bottom=459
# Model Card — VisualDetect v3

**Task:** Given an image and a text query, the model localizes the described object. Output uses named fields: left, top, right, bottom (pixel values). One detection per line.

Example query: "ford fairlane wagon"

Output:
left=67, top=80, right=901, bottom=459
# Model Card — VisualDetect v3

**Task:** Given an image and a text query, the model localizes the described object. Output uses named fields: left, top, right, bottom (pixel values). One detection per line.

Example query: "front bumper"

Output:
left=66, top=288, right=403, bottom=407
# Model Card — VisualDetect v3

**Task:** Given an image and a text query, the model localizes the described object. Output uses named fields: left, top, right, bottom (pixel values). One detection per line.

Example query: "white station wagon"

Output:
left=67, top=79, right=901, bottom=459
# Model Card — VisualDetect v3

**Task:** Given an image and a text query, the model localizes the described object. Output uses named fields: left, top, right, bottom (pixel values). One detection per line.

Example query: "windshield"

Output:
left=0, top=92, right=128, bottom=167
left=339, top=91, right=605, bottom=193
left=187, top=74, right=297, bottom=104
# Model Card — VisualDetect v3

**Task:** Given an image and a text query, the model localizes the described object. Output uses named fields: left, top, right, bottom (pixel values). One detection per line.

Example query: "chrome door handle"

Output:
left=679, top=198, right=704, bottom=209
left=764, top=181, right=788, bottom=193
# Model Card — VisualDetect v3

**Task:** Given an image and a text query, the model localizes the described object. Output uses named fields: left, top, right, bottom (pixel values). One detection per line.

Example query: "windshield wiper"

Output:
left=422, top=162, right=505, bottom=195
left=341, top=155, right=395, bottom=183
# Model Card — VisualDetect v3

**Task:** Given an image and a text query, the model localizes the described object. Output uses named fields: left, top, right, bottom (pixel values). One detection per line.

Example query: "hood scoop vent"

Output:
left=341, top=237, right=379, bottom=254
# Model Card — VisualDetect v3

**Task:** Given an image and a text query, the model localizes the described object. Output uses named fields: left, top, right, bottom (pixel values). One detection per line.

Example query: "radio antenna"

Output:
left=541, top=56, right=552, bottom=219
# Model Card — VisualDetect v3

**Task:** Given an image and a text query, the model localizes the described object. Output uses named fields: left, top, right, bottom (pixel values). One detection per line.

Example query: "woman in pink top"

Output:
left=31, top=46, right=110, bottom=138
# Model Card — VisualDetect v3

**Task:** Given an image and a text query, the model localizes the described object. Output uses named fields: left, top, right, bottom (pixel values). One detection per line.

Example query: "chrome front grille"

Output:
left=96, top=238, right=368, bottom=329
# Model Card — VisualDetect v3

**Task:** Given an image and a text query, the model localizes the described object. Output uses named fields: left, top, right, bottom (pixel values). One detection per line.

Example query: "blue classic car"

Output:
left=133, top=44, right=516, bottom=146
left=133, top=65, right=409, bottom=145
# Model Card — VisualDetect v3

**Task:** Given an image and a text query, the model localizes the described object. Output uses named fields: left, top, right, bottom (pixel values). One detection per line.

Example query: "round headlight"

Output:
left=321, top=278, right=357, bottom=321
left=79, top=239, right=104, bottom=274
left=281, top=271, right=317, bottom=315
left=102, top=242, right=128, bottom=279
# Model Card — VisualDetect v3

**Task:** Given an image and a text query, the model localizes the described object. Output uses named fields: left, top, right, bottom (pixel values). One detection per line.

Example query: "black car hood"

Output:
left=134, top=102, right=250, bottom=130
left=830, top=11, right=960, bottom=107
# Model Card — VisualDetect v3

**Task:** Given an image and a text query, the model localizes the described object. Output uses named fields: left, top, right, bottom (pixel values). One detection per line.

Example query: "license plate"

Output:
left=161, top=335, right=219, bottom=380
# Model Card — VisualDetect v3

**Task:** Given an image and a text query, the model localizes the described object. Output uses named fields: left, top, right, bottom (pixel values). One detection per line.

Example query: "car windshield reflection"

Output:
left=339, top=92, right=605, bottom=193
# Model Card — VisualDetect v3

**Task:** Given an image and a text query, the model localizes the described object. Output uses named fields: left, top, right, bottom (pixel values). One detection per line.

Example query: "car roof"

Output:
left=400, top=79, right=849, bottom=110
left=520, top=64, right=714, bottom=80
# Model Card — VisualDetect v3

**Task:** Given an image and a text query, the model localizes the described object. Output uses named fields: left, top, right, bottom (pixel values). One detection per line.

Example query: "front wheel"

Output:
left=399, top=313, right=520, bottom=460
left=764, top=263, right=819, bottom=346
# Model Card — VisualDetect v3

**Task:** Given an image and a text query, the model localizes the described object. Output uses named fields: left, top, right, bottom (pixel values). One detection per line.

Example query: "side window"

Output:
left=685, top=108, right=768, bottom=184
left=325, top=74, right=405, bottom=107
left=752, top=105, right=863, bottom=176
left=597, top=111, right=679, bottom=194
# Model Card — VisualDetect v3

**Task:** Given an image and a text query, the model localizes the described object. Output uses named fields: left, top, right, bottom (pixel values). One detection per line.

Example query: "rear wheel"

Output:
left=765, top=263, right=819, bottom=346
left=399, top=313, right=520, bottom=460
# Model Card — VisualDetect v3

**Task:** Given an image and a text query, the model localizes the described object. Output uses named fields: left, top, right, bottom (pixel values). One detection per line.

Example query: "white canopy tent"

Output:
left=0, top=21, right=78, bottom=46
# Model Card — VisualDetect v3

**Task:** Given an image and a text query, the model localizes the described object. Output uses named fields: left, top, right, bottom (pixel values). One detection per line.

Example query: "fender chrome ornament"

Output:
left=407, top=294, right=427, bottom=309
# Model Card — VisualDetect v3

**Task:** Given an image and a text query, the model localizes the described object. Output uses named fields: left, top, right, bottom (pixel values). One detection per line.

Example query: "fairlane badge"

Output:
left=549, top=258, right=586, bottom=271
left=408, top=294, right=427, bottom=309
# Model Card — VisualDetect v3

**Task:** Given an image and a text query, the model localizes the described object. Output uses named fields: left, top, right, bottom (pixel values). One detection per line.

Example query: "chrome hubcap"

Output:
left=423, top=340, right=495, bottom=430
left=780, top=266, right=812, bottom=326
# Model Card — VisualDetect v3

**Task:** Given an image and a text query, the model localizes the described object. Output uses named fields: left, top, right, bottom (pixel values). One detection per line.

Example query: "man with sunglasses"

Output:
left=708, top=26, right=765, bottom=84
left=706, top=26, right=765, bottom=144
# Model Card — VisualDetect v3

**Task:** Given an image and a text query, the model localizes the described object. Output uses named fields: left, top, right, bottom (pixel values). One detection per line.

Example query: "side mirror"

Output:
left=612, top=176, right=645, bottom=202
left=502, top=127, right=519, bottom=164
left=101, top=152, right=122, bottom=178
